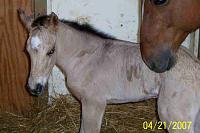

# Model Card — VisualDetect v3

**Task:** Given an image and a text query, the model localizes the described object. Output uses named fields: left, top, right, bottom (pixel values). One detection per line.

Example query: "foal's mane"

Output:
left=32, top=15, right=115, bottom=39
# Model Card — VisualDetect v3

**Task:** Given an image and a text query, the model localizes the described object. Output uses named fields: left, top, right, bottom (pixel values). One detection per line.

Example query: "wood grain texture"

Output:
left=0, top=0, right=33, bottom=113
left=198, top=29, right=200, bottom=59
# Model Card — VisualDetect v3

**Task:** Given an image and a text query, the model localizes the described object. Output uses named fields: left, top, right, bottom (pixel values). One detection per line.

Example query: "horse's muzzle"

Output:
left=144, top=49, right=176, bottom=73
left=28, top=83, right=44, bottom=96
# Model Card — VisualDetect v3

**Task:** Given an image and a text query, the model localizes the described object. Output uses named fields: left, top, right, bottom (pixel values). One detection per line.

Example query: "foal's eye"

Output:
left=47, top=47, right=55, bottom=56
left=151, top=0, right=169, bottom=6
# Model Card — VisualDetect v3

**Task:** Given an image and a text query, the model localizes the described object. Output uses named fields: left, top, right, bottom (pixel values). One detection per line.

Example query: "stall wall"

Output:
left=0, top=0, right=33, bottom=113
left=47, top=0, right=140, bottom=42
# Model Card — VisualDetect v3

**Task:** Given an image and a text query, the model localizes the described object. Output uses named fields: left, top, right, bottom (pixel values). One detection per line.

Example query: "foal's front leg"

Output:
left=80, top=98, right=106, bottom=133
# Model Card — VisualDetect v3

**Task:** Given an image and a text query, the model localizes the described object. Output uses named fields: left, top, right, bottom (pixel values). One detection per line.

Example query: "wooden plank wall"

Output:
left=34, top=0, right=47, bottom=16
left=198, top=30, right=200, bottom=59
left=0, top=0, right=33, bottom=113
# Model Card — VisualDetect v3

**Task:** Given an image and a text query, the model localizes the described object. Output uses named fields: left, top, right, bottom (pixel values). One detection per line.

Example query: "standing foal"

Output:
left=19, top=10, right=200, bottom=133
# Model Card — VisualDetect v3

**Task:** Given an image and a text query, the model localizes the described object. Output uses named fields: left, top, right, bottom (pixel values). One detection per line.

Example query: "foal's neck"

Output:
left=55, top=22, right=105, bottom=74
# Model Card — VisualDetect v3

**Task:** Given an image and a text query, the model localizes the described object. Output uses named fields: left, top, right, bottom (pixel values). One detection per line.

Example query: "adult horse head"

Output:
left=140, top=0, right=200, bottom=73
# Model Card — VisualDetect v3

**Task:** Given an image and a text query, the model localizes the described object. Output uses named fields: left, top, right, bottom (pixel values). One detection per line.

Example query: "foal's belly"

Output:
left=105, top=86, right=159, bottom=104
left=106, top=96, right=157, bottom=104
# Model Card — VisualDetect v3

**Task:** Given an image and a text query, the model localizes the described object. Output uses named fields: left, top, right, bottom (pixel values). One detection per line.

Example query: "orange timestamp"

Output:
left=143, top=121, right=192, bottom=131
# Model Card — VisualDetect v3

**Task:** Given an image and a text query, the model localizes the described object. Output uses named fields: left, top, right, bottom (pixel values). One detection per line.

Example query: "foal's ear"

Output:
left=18, top=8, right=33, bottom=31
left=49, top=12, right=59, bottom=31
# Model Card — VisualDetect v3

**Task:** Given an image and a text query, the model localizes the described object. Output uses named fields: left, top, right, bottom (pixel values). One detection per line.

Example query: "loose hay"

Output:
left=0, top=95, right=166, bottom=133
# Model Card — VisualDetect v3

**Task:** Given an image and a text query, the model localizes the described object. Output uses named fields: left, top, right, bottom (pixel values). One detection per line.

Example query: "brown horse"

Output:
left=140, top=0, right=200, bottom=73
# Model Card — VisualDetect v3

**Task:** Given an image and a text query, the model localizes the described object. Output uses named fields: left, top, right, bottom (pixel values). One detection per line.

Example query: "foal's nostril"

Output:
left=35, top=83, right=43, bottom=94
left=30, top=83, right=44, bottom=96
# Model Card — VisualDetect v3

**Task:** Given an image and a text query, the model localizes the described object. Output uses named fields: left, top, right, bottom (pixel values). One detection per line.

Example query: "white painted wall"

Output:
left=47, top=0, right=199, bottom=98
left=182, top=31, right=199, bottom=57
left=48, top=0, right=140, bottom=42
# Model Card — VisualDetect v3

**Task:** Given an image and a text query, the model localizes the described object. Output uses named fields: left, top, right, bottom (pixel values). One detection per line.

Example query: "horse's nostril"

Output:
left=148, top=60, right=156, bottom=71
left=167, top=56, right=176, bottom=70
left=36, top=83, right=43, bottom=93
left=28, top=83, right=44, bottom=96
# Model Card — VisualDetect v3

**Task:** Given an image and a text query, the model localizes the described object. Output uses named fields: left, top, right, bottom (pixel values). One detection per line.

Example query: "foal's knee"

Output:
left=80, top=98, right=106, bottom=133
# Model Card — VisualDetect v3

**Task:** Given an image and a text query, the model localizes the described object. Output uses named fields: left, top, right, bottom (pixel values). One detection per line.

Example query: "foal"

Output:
left=19, top=10, right=200, bottom=133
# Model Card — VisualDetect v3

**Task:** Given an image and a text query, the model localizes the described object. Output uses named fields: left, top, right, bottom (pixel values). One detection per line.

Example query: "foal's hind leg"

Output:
left=80, top=98, right=106, bottom=133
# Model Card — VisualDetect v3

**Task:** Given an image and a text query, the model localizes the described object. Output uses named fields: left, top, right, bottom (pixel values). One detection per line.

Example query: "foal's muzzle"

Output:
left=144, top=49, right=176, bottom=73
left=28, top=83, right=44, bottom=96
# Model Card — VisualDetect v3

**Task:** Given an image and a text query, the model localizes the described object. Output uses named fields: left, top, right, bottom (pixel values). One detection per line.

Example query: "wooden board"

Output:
left=0, top=0, right=33, bottom=113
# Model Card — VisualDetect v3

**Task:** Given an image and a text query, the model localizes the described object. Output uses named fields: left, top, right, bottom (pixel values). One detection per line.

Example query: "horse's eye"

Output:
left=151, top=0, right=169, bottom=6
left=47, top=47, right=55, bottom=56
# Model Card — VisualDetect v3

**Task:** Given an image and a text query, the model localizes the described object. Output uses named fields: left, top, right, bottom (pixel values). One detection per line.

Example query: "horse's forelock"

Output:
left=31, top=15, right=51, bottom=28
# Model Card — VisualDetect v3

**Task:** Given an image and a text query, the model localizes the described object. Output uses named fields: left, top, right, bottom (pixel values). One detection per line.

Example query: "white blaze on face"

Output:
left=31, top=36, right=41, bottom=49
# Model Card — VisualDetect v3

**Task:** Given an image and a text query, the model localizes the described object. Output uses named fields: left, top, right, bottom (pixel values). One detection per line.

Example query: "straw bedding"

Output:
left=0, top=95, right=166, bottom=133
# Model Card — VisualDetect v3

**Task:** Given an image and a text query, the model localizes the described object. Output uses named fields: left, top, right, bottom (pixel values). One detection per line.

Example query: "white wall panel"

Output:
left=182, top=30, right=199, bottom=57
left=48, top=0, right=139, bottom=42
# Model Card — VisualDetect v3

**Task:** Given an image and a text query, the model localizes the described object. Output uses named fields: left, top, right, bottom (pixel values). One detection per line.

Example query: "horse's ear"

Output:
left=18, top=8, right=33, bottom=31
left=50, top=12, right=59, bottom=28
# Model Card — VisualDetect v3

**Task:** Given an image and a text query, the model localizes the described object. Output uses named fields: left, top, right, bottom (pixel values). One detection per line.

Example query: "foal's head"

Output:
left=141, top=0, right=200, bottom=73
left=18, top=9, right=59, bottom=96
